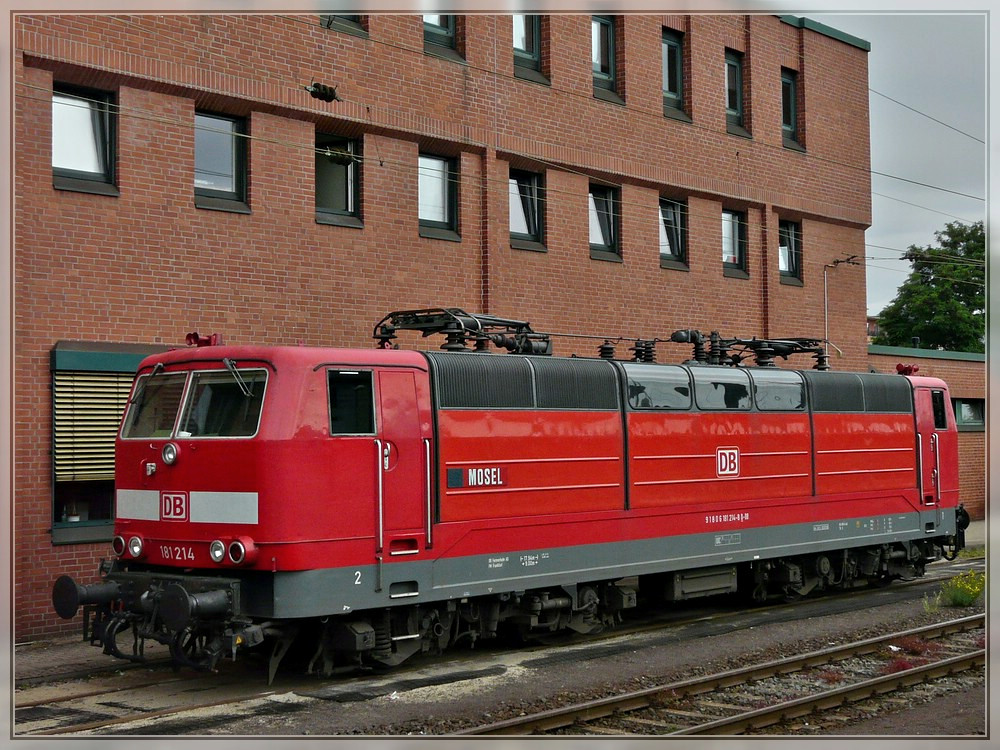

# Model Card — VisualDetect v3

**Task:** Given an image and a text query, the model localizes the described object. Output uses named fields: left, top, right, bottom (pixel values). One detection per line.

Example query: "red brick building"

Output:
left=14, top=13, right=874, bottom=638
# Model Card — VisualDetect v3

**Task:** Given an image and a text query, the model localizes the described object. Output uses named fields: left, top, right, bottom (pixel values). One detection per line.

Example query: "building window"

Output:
left=509, top=169, right=545, bottom=250
left=50, top=342, right=165, bottom=545
left=52, top=84, right=118, bottom=195
left=589, top=184, right=620, bottom=260
left=319, top=14, right=367, bottom=37
left=722, top=209, right=747, bottom=276
left=315, top=134, right=361, bottom=227
left=661, top=30, right=684, bottom=116
left=725, top=49, right=746, bottom=134
left=778, top=219, right=802, bottom=283
left=419, top=154, right=459, bottom=240
left=424, top=14, right=455, bottom=49
left=782, top=67, right=801, bottom=147
left=194, top=112, right=248, bottom=211
left=659, top=198, right=687, bottom=268
left=513, top=14, right=541, bottom=70
left=591, top=15, right=617, bottom=95
left=953, top=398, right=985, bottom=431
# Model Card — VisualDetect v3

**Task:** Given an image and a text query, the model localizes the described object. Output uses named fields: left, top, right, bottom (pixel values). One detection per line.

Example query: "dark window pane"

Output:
left=122, top=372, right=188, bottom=438
left=329, top=371, right=375, bottom=434
left=625, top=364, right=691, bottom=409
left=693, top=367, right=752, bottom=410
left=195, top=113, right=241, bottom=196
left=178, top=370, right=266, bottom=437
left=316, top=136, right=357, bottom=215
left=751, top=370, right=805, bottom=411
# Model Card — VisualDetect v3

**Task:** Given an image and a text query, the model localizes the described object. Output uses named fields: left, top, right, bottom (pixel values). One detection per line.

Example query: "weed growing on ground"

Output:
left=814, top=668, right=844, bottom=684
left=940, top=570, right=985, bottom=607
left=880, top=656, right=928, bottom=675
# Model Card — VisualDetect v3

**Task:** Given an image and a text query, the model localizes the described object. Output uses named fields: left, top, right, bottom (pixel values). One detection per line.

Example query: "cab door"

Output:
left=375, top=369, right=430, bottom=559
left=913, top=386, right=952, bottom=530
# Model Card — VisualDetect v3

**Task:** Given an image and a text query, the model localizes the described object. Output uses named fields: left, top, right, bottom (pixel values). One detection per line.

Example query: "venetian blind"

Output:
left=52, top=371, right=133, bottom=481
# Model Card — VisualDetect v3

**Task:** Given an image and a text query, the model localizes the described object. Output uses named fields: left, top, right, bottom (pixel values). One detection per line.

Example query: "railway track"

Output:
left=458, top=614, right=985, bottom=736
left=15, top=559, right=983, bottom=736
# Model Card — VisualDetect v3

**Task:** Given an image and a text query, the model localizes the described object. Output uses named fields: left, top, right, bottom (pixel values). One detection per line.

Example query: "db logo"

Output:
left=716, top=447, right=740, bottom=477
left=160, top=491, right=188, bottom=521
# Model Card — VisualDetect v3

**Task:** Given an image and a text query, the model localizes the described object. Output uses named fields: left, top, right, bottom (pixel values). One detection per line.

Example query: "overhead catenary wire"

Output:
left=869, top=88, right=985, bottom=145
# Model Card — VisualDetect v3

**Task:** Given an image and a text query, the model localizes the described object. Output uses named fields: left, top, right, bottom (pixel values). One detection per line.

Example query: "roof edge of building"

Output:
left=868, top=344, right=985, bottom=362
left=778, top=15, right=871, bottom=52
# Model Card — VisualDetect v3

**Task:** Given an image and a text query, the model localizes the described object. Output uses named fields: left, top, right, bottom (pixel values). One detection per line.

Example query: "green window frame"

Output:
left=725, top=49, right=745, bottom=133
left=591, top=15, right=616, bottom=93
left=424, top=14, right=455, bottom=49
left=315, top=133, right=362, bottom=227
left=781, top=67, right=800, bottom=146
left=659, top=197, right=687, bottom=268
left=194, top=111, right=248, bottom=212
left=589, top=183, right=620, bottom=261
left=418, top=153, right=460, bottom=240
left=778, top=219, right=802, bottom=283
left=509, top=169, right=545, bottom=249
left=722, top=209, right=748, bottom=276
left=52, top=83, right=118, bottom=196
left=953, top=398, right=985, bottom=431
left=513, top=14, right=541, bottom=71
left=661, top=30, right=684, bottom=114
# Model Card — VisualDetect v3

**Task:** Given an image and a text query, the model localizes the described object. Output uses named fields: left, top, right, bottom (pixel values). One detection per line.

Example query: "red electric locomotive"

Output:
left=53, top=308, right=968, bottom=681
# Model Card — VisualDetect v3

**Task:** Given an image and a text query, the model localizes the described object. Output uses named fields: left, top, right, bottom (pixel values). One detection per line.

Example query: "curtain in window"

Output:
left=418, top=156, right=449, bottom=223
left=52, top=93, right=107, bottom=176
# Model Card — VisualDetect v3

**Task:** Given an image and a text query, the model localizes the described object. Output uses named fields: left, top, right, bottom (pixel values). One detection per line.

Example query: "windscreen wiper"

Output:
left=223, top=358, right=253, bottom=397
left=129, top=361, right=165, bottom=404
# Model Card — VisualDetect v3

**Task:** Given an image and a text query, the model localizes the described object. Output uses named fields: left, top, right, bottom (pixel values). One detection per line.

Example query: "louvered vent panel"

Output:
left=53, top=372, right=133, bottom=481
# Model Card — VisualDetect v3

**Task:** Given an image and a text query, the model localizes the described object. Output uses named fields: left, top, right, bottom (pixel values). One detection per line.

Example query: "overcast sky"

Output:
left=808, top=12, right=986, bottom=317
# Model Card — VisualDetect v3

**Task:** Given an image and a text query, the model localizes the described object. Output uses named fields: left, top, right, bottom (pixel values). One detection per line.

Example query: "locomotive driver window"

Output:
left=328, top=370, right=375, bottom=434
left=178, top=370, right=266, bottom=437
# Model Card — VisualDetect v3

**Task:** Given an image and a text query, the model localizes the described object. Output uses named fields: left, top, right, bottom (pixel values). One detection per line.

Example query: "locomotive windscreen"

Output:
left=121, top=367, right=267, bottom=439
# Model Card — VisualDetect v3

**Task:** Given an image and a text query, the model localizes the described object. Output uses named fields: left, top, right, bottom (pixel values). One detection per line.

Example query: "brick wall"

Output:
left=15, top=13, right=873, bottom=638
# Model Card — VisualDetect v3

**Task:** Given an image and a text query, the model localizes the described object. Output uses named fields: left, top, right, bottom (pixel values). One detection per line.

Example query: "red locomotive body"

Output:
left=53, top=310, right=967, bottom=679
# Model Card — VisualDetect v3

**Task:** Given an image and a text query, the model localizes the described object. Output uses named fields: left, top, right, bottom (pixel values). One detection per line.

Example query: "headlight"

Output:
left=127, top=536, right=144, bottom=558
left=228, top=540, right=246, bottom=564
left=111, top=536, right=125, bottom=556
left=209, top=540, right=226, bottom=564
left=162, top=442, right=179, bottom=465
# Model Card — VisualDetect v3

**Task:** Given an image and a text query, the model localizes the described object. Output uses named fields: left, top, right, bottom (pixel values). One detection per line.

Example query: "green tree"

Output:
left=873, top=221, right=985, bottom=352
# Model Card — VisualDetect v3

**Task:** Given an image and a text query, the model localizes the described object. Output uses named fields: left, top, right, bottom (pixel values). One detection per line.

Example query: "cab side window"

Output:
left=931, top=390, right=948, bottom=429
left=329, top=371, right=375, bottom=434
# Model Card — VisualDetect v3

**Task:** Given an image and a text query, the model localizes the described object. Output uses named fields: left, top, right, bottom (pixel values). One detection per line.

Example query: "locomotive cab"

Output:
left=54, top=343, right=434, bottom=675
